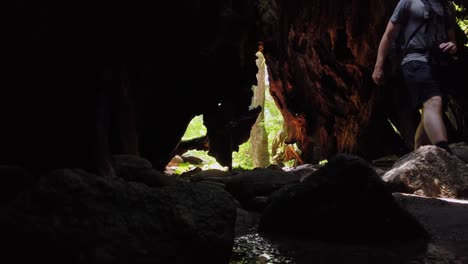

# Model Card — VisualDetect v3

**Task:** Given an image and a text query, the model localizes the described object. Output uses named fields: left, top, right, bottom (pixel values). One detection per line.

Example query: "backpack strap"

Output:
left=402, top=0, right=431, bottom=54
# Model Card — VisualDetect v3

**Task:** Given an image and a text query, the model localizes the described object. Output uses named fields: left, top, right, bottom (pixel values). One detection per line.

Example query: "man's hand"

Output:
left=372, top=67, right=385, bottom=86
left=439, top=41, right=457, bottom=55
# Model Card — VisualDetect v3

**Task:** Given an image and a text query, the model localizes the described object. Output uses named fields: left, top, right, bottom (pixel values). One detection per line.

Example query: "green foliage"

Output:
left=319, top=159, right=328, bottom=165
left=232, top=141, right=255, bottom=170
left=173, top=162, right=192, bottom=174
left=454, top=3, right=468, bottom=46
left=173, top=116, right=228, bottom=173
left=232, top=86, right=284, bottom=170
left=185, top=150, right=228, bottom=170
left=171, top=150, right=228, bottom=175
left=283, top=159, right=296, bottom=168
left=387, top=118, right=402, bottom=137
left=174, top=87, right=285, bottom=172
left=181, top=115, right=207, bottom=140
left=264, top=89, right=285, bottom=159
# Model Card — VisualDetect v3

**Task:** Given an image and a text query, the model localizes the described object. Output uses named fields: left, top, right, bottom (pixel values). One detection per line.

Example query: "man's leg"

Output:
left=422, top=96, right=452, bottom=153
left=414, top=114, right=430, bottom=150
left=422, top=96, right=447, bottom=143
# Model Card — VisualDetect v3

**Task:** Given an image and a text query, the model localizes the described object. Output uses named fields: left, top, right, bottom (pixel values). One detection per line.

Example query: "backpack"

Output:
left=390, top=0, right=461, bottom=69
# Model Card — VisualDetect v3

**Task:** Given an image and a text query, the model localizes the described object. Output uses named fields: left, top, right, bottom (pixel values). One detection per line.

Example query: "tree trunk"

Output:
left=250, top=51, right=271, bottom=168
left=259, top=0, right=468, bottom=163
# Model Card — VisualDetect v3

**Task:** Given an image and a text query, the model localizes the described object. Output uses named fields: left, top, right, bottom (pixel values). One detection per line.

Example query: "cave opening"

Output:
left=165, top=51, right=300, bottom=175
left=2, top=1, right=468, bottom=263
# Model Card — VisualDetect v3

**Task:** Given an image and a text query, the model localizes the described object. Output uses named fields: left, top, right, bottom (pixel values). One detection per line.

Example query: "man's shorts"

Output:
left=401, top=60, right=444, bottom=110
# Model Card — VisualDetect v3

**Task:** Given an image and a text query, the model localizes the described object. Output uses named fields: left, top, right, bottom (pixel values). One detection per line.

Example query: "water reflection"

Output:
left=230, top=233, right=468, bottom=264
left=230, top=233, right=294, bottom=264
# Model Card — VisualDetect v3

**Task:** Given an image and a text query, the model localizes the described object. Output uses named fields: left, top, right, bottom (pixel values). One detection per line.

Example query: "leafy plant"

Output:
left=185, top=149, right=228, bottom=171
left=264, top=88, right=285, bottom=161
left=174, top=83, right=287, bottom=171
left=181, top=115, right=207, bottom=140
left=232, top=86, right=285, bottom=170
left=454, top=2, right=468, bottom=46
left=173, top=162, right=193, bottom=174
left=232, top=141, right=255, bottom=170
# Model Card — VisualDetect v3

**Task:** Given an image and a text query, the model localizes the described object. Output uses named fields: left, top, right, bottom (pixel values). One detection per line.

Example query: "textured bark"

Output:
left=250, top=51, right=270, bottom=168
left=200, top=0, right=260, bottom=169
left=0, top=0, right=467, bottom=174
left=257, top=0, right=468, bottom=163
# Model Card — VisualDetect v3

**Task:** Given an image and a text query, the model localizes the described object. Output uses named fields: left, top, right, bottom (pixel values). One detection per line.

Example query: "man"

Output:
left=372, top=0, right=458, bottom=154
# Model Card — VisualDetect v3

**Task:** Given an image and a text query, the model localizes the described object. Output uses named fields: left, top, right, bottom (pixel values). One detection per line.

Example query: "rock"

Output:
left=177, top=167, right=203, bottom=180
left=226, top=168, right=301, bottom=211
left=371, top=155, right=400, bottom=168
left=257, top=254, right=271, bottom=264
left=235, top=208, right=261, bottom=236
left=112, top=155, right=176, bottom=187
left=218, top=168, right=302, bottom=211
left=371, top=165, right=390, bottom=176
left=166, top=155, right=184, bottom=167
left=382, top=145, right=468, bottom=199
left=199, top=180, right=227, bottom=190
left=266, top=164, right=284, bottom=171
left=258, top=153, right=428, bottom=243
left=251, top=196, right=270, bottom=211
left=283, top=163, right=322, bottom=182
left=450, top=142, right=468, bottom=164
left=181, top=154, right=204, bottom=165
left=191, top=169, right=233, bottom=182
left=393, top=193, right=468, bottom=241
left=193, top=168, right=301, bottom=211
left=0, top=169, right=237, bottom=264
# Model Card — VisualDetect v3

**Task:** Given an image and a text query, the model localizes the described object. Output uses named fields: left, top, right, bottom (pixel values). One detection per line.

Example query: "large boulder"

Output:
left=0, top=169, right=237, bottom=264
left=382, top=145, right=468, bottom=199
left=258, top=154, right=428, bottom=243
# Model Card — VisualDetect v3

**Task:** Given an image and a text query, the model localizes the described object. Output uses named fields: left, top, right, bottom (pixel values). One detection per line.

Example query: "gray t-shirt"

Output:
left=390, top=0, right=453, bottom=65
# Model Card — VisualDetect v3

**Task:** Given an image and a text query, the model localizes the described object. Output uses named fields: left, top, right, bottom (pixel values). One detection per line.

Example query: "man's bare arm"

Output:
left=372, top=21, right=401, bottom=86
